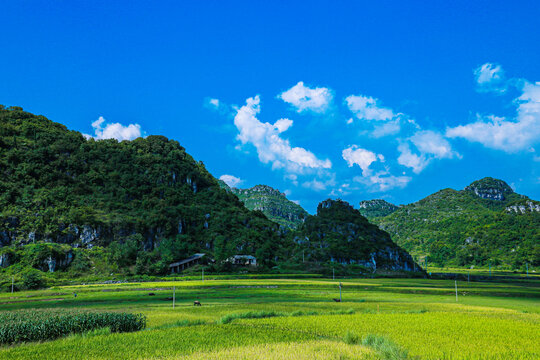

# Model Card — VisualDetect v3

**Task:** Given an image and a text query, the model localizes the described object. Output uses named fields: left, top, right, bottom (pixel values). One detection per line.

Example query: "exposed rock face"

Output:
left=465, top=177, right=514, bottom=201
left=506, top=200, right=540, bottom=214
left=359, top=199, right=399, bottom=218
left=80, top=225, right=98, bottom=245
left=0, top=253, right=10, bottom=267
left=231, top=184, right=308, bottom=229
left=297, top=199, right=418, bottom=271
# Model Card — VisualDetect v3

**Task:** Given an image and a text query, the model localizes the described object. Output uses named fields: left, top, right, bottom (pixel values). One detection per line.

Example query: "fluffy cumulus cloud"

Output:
left=279, top=81, right=333, bottom=113
left=474, top=63, right=507, bottom=93
left=411, top=130, right=458, bottom=159
left=447, top=81, right=540, bottom=152
left=345, top=95, right=395, bottom=121
left=234, top=96, right=332, bottom=173
left=219, top=174, right=243, bottom=188
left=397, top=142, right=429, bottom=174
left=84, top=116, right=142, bottom=141
left=345, top=94, right=411, bottom=137
left=397, top=131, right=458, bottom=174
left=342, top=145, right=384, bottom=176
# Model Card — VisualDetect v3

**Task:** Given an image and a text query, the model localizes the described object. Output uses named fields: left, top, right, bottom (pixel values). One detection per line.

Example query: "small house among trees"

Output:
left=227, top=255, right=257, bottom=266
left=169, top=253, right=206, bottom=273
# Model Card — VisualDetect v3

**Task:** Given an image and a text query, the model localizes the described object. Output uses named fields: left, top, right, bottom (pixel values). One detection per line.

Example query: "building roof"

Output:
left=169, top=253, right=206, bottom=267
left=232, top=255, right=256, bottom=260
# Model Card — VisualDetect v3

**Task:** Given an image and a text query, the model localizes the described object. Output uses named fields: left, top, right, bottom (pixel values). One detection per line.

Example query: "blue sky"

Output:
left=1, top=1, right=539, bottom=213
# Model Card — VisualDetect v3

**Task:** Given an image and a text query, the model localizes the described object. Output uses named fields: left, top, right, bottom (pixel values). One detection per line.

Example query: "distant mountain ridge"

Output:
left=362, top=177, right=539, bottom=268
left=222, top=183, right=308, bottom=229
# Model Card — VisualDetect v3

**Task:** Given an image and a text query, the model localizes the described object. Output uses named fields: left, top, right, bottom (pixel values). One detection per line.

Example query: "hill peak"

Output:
left=359, top=199, right=399, bottom=218
left=464, top=177, right=514, bottom=201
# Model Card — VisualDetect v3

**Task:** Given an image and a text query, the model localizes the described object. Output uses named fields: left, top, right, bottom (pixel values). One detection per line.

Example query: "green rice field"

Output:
left=0, top=276, right=538, bottom=359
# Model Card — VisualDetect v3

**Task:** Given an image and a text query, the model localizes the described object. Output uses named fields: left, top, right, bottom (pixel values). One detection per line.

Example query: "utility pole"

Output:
left=173, top=286, right=176, bottom=309
left=455, top=280, right=458, bottom=302
left=11, top=276, right=14, bottom=294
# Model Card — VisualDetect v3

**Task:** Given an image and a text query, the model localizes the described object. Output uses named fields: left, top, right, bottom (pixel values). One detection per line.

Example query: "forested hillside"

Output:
left=225, top=184, right=308, bottom=229
left=0, top=105, right=286, bottom=276
left=292, top=199, right=417, bottom=272
left=366, top=178, right=540, bottom=268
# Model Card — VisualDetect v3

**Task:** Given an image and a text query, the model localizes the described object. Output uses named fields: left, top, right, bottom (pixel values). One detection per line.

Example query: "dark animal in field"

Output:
left=333, top=298, right=341, bottom=302
left=194, top=300, right=201, bottom=306
left=148, top=293, right=155, bottom=296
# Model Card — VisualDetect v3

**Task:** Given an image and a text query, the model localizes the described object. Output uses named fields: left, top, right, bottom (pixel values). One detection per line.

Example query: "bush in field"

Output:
left=21, top=268, right=45, bottom=290
left=341, top=332, right=408, bottom=360
left=0, top=311, right=146, bottom=345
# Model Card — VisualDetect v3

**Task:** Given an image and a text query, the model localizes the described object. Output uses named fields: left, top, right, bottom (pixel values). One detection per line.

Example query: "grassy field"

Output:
left=0, top=276, right=538, bottom=359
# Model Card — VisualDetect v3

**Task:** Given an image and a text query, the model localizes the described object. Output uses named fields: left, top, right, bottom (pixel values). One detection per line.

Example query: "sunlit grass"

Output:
left=0, top=276, right=538, bottom=359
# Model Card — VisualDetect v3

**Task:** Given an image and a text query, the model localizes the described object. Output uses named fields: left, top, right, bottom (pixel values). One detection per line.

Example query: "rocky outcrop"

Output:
left=506, top=200, right=540, bottom=214
left=359, top=199, right=399, bottom=218
left=232, top=185, right=308, bottom=229
left=0, top=253, right=10, bottom=267
left=465, top=177, right=514, bottom=201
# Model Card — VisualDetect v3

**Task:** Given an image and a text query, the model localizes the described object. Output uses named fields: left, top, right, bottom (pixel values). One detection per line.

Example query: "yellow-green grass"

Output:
left=181, top=340, right=377, bottom=360
left=0, top=277, right=538, bottom=359
left=426, top=266, right=539, bottom=278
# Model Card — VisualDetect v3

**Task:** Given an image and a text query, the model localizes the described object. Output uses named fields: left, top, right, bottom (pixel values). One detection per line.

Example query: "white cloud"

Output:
left=279, top=81, right=333, bottom=113
left=219, top=174, right=243, bottom=188
left=284, top=174, right=299, bottom=186
left=302, top=179, right=327, bottom=191
left=209, top=98, right=220, bottom=108
left=410, top=130, right=458, bottom=159
left=353, top=171, right=412, bottom=192
left=342, top=145, right=383, bottom=176
left=345, top=95, right=395, bottom=121
left=371, top=119, right=402, bottom=138
left=302, top=174, right=336, bottom=192
left=397, top=130, right=458, bottom=173
left=234, top=96, right=332, bottom=173
left=397, top=142, right=429, bottom=174
left=447, top=81, right=540, bottom=152
left=474, top=63, right=506, bottom=93
left=86, top=116, right=142, bottom=141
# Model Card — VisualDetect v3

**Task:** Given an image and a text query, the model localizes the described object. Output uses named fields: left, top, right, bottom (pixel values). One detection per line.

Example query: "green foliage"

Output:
left=0, top=106, right=285, bottom=274
left=0, top=310, right=146, bottom=345
left=361, top=334, right=409, bottom=360
left=21, top=268, right=45, bottom=289
left=230, top=185, right=308, bottom=229
left=292, top=199, right=415, bottom=270
left=219, top=310, right=281, bottom=324
left=359, top=199, right=399, bottom=218
left=370, top=181, right=539, bottom=268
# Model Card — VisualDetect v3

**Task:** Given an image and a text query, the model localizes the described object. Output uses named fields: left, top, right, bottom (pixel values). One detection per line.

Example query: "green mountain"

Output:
left=227, top=184, right=308, bottom=229
left=0, top=105, right=286, bottom=275
left=293, top=199, right=418, bottom=271
left=366, top=178, right=539, bottom=268
left=359, top=199, right=399, bottom=218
